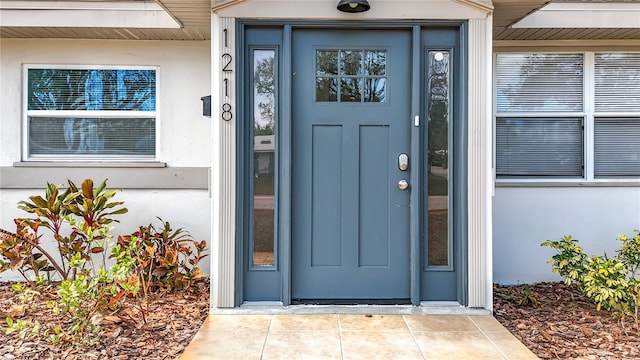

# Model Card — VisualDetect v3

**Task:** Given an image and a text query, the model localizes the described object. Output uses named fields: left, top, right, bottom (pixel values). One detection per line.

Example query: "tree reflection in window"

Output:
left=252, top=49, right=277, bottom=267
left=427, top=50, right=451, bottom=268
left=316, top=49, right=386, bottom=103
left=27, top=68, right=156, bottom=156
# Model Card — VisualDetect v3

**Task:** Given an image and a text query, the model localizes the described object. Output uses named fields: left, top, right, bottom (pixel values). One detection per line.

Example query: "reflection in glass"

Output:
left=315, top=49, right=387, bottom=103
left=316, top=50, right=339, bottom=76
left=364, top=78, right=386, bottom=102
left=340, top=78, right=362, bottom=102
left=427, top=51, right=450, bottom=267
left=365, top=51, right=386, bottom=76
left=341, top=50, right=362, bottom=76
left=29, top=117, right=155, bottom=156
left=316, top=77, right=338, bottom=102
left=252, top=49, right=276, bottom=267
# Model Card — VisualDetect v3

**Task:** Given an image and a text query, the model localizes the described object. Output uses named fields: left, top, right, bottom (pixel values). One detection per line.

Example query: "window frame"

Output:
left=494, top=51, right=640, bottom=184
left=22, top=64, right=160, bottom=162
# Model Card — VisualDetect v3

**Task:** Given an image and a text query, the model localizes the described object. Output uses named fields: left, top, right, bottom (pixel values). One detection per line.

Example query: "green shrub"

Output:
left=540, top=235, right=587, bottom=285
left=0, top=178, right=208, bottom=344
left=542, top=232, right=640, bottom=330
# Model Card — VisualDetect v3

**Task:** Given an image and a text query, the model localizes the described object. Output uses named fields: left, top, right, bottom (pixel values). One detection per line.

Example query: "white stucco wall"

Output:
left=493, top=186, right=640, bottom=285
left=0, top=38, right=211, bottom=166
left=0, top=38, right=212, bottom=281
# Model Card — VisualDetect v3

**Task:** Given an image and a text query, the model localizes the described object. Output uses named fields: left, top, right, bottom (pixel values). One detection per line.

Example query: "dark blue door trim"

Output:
left=236, top=21, right=469, bottom=307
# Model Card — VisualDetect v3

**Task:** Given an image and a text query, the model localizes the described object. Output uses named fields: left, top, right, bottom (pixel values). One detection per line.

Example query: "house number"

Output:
left=221, top=28, right=233, bottom=121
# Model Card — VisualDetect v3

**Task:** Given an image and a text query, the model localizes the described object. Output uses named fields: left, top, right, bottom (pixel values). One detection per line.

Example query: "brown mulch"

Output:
left=494, top=282, right=640, bottom=359
left=1, top=280, right=639, bottom=359
left=0, top=280, right=209, bottom=360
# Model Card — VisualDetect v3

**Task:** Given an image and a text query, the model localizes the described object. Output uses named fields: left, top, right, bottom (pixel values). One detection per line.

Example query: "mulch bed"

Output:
left=494, top=282, right=640, bottom=359
left=0, top=280, right=209, bottom=360
left=2, top=280, right=639, bottom=359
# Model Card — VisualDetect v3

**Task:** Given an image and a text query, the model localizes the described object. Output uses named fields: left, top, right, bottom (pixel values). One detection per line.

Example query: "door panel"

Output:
left=291, top=29, right=412, bottom=300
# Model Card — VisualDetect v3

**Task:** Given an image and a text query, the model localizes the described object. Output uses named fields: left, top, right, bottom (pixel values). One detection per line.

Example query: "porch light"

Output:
left=337, top=0, right=370, bottom=13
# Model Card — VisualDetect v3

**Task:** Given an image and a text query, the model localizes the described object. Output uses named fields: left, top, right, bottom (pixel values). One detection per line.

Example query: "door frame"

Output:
left=235, top=20, right=468, bottom=307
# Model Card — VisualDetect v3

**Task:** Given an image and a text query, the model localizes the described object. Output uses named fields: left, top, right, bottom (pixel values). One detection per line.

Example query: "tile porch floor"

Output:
left=179, top=313, right=538, bottom=359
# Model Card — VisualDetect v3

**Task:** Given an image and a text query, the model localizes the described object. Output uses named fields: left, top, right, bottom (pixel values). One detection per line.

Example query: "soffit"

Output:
left=0, top=0, right=211, bottom=40
left=493, top=0, right=640, bottom=41
left=1, top=0, right=638, bottom=41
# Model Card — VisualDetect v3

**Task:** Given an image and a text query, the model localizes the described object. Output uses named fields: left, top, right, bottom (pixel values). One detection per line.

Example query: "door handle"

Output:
left=398, top=180, right=409, bottom=190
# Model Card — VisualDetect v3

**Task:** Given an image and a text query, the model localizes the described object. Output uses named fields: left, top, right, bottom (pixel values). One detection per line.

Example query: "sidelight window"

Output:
left=251, top=49, right=277, bottom=268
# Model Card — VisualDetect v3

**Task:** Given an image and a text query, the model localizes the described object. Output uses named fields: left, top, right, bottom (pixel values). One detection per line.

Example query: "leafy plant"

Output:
left=542, top=232, right=640, bottom=330
left=541, top=235, right=588, bottom=285
left=2, top=179, right=128, bottom=281
left=581, top=255, right=628, bottom=311
left=1, top=179, right=209, bottom=344
left=116, top=218, right=208, bottom=292
left=47, top=250, right=141, bottom=343
left=514, top=284, right=541, bottom=307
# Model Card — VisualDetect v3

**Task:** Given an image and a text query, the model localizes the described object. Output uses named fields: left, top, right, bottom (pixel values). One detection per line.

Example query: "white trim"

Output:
left=210, top=13, right=222, bottom=310
left=21, top=64, right=160, bottom=162
left=467, top=17, right=490, bottom=309
left=210, top=15, right=237, bottom=309
left=484, top=13, right=493, bottom=313
left=213, top=0, right=490, bottom=20
left=584, top=52, right=595, bottom=182
left=0, top=1, right=180, bottom=28
left=494, top=39, right=640, bottom=50
left=27, top=110, right=155, bottom=118
left=513, top=2, right=640, bottom=29
left=1, top=1, right=168, bottom=10
left=494, top=50, right=640, bottom=183
left=214, top=0, right=494, bottom=13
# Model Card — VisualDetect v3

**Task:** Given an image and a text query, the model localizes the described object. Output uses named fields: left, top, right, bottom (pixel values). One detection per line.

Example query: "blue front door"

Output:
left=291, top=29, right=412, bottom=301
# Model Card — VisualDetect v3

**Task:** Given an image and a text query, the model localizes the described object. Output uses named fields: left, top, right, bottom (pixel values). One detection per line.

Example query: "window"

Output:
left=25, top=66, right=157, bottom=160
left=315, top=49, right=387, bottom=103
left=495, top=52, right=640, bottom=179
left=251, top=49, right=277, bottom=268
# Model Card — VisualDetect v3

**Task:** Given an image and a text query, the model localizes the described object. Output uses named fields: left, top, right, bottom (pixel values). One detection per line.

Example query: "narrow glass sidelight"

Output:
left=252, top=49, right=277, bottom=268
left=426, top=50, right=451, bottom=268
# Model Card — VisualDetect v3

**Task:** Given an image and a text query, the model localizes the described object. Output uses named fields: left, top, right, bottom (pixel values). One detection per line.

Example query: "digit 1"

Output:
left=223, top=28, right=228, bottom=48
left=223, top=78, right=229, bottom=97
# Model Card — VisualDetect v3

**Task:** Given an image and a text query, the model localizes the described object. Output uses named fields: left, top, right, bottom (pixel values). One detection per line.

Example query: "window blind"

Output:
left=496, top=117, right=583, bottom=177
left=26, top=67, right=156, bottom=159
left=595, top=53, right=640, bottom=113
left=496, top=54, right=583, bottom=113
left=594, top=117, right=640, bottom=177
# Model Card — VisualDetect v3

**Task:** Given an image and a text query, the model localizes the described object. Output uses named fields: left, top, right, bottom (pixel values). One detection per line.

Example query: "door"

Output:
left=291, top=29, right=412, bottom=301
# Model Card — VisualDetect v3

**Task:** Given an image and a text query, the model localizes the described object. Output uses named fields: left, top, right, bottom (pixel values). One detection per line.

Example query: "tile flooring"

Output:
left=179, top=314, right=538, bottom=359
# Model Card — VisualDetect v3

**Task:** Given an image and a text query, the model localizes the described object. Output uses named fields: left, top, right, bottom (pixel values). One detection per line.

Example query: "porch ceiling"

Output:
left=493, top=0, right=640, bottom=40
left=0, top=0, right=638, bottom=41
left=0, top=0, right=212, bottom=40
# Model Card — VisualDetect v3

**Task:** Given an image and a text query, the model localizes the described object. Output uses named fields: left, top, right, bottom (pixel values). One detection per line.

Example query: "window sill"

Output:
left=496, top=179, right=640, bottom=187
left=13, top=161, right=167, bottom=168
left=1, top=164, right=209, bottom=190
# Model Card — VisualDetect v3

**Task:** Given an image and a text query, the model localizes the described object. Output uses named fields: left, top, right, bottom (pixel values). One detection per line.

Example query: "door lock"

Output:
left=398, top=153, right=409, bottom=171
left=398, top=179, right=409, bottom=190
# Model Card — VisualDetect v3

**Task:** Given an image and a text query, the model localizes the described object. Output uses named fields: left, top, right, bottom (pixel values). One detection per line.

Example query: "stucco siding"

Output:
left=0, top=38, right=211, bottom=167
left=0, top=38, right=212, bottom=281
left=493, top=186, right=640, bottom=285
